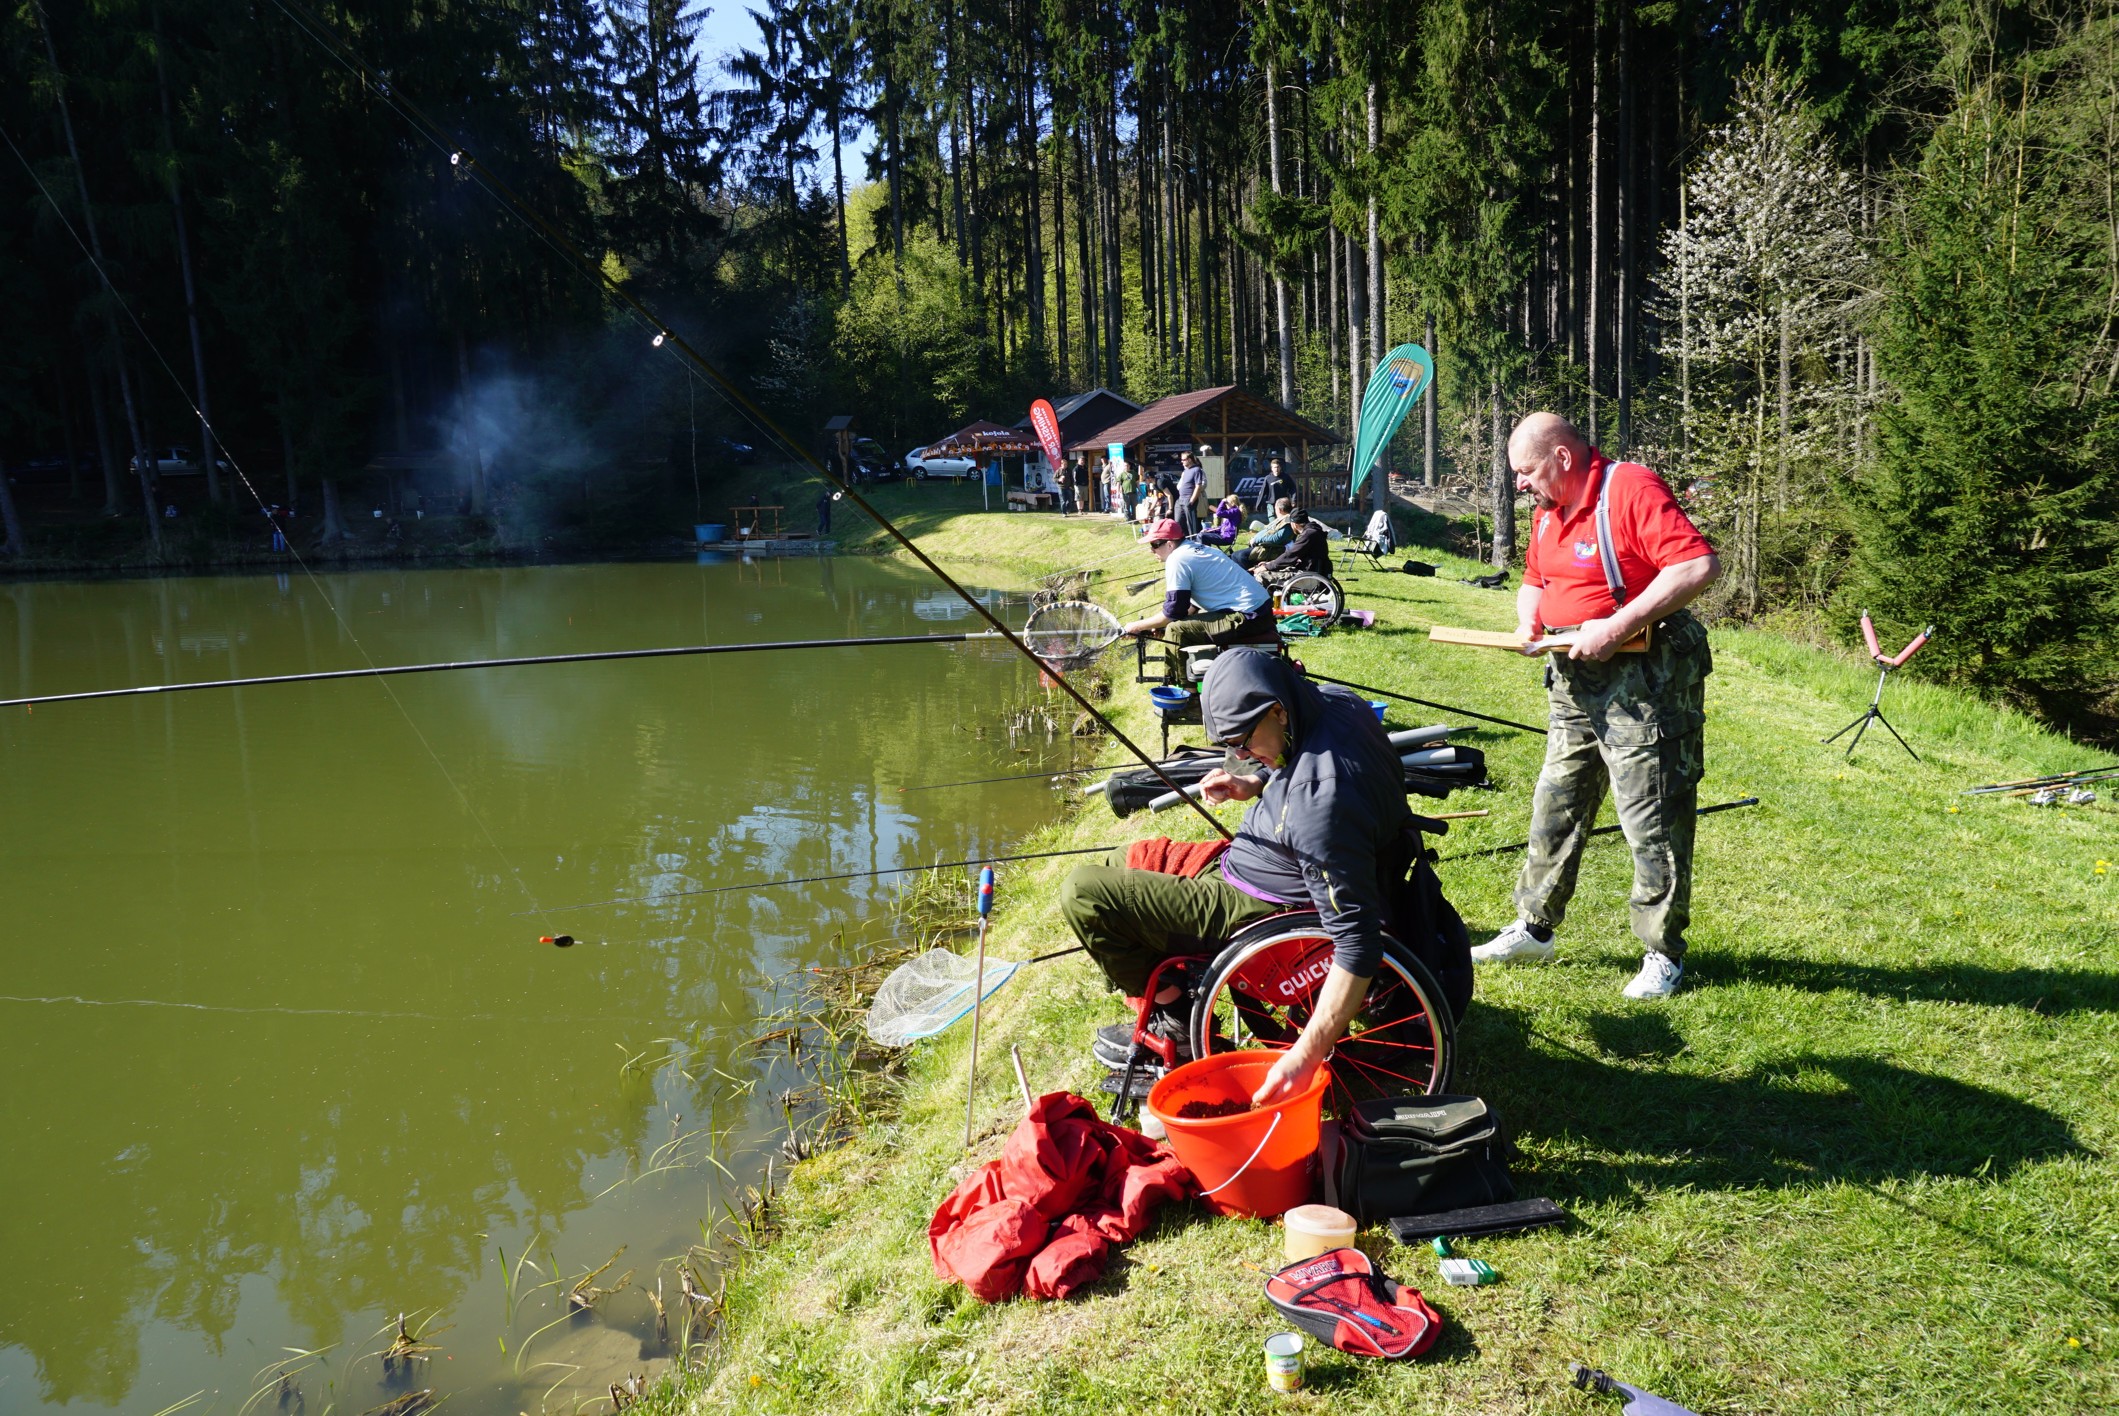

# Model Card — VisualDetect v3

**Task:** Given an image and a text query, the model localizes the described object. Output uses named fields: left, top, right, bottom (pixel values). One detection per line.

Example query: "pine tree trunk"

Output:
left=457, top=334, right=487, bottom=515
left=86, top=352, right=122, bottom=516
left=1366, top=80, right=1384, bottom=514
left=153, top=2, right=220, bottom=504
left=1424, top=314, right=1439, bottom=487
left=1076, top=115, right=1098, bottom=381
left=1613, top=0, right=1632, bottom=454
left=0, top=452, right=28, bottom=557
left=1586, top=1, right=1605, bottom=440
left=1777, top=301, right=1792, bottom=514
left=320, top=472, right=350, bottom=547
left=1490, top=366, right=1513, bottom=567
left=39, top=6, right=159, bottom=550
left=832, top=95, right=851, bottom=288
left=1054, top=123, right=1070, bottom=385
left=1267, top=59, right=1294, bottom=408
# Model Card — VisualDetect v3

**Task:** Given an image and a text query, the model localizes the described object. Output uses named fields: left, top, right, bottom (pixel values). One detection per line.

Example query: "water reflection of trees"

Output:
left=0, top=559, right=1061, bottom=1409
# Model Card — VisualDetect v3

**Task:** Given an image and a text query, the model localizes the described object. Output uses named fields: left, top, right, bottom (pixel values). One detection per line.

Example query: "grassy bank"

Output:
left=653, top=505, right=2117, bottom=1414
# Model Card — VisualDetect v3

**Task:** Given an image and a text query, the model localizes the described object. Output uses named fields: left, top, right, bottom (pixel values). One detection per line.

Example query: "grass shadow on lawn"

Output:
left=1460, top=1003, right=2087, bottom=1205
left=1709, top=954, right=2119, bottom=1017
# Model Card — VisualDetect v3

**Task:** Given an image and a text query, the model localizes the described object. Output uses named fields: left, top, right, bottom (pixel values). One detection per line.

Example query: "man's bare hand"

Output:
left=1250, top=1048, right=1319, bottom=1107
left=1568, top=617, right=1626, bottom=661
left=1512, top=622, right=1542, bottom=656
left=1199, top=768, right=1265, bottom=805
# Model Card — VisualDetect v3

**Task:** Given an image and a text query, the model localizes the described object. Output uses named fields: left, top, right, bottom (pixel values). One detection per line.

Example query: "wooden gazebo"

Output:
left=1064, top=386, right=1343, bottom=506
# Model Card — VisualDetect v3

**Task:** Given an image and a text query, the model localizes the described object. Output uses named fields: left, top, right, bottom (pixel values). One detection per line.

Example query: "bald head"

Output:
left=1508, top=412, right=1593, bottom=512
left=1508, top=412, right=1585, bottom=466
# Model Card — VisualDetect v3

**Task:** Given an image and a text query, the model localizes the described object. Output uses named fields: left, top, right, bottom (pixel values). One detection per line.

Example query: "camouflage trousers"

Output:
left=1513, top=611, right=1712, bottom=960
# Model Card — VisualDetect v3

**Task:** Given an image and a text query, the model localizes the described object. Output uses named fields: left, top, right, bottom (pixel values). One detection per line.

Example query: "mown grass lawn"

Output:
left=655, top=505, right=2117, bottom=1415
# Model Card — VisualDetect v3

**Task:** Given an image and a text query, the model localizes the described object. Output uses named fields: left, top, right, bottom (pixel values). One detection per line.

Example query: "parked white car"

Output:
left=904, top=446, right=979, bottom=479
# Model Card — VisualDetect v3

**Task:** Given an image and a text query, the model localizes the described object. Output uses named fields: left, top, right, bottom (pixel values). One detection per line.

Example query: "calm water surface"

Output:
left=0, top=557, right=1073, bottom=1414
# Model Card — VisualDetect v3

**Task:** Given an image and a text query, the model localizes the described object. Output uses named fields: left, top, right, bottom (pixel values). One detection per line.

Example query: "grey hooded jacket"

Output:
left=1201, top=649, right=1413, bottom=977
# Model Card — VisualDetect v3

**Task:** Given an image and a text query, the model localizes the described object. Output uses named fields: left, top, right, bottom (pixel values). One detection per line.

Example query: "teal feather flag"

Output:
left=1349, top=344, right=1435, bottom=496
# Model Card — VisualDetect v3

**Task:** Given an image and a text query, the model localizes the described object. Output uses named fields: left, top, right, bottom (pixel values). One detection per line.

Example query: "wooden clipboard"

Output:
left=1429, top=624, right=1651, bottom=655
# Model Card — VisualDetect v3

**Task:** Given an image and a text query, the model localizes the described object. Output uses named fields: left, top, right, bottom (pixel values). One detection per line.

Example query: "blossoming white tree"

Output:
left=1654, top=67, right=1868, bottom=612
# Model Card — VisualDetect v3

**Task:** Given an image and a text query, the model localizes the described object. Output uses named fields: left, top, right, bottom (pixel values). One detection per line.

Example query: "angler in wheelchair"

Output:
left=1252, top=507, right=1348, bottom=633
left=1058, top=648, right=1473, bottom=1120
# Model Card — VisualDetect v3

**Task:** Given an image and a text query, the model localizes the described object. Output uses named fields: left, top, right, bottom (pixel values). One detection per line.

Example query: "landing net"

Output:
left=1022, top=600, right=1127, bottom=672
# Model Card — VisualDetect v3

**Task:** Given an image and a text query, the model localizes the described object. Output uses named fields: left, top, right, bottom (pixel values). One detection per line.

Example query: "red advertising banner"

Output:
left=1028, top=398, right=1064, bottom=470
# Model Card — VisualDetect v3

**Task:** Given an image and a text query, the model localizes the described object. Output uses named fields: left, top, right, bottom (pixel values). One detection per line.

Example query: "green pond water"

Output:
left=0, top=556, right=1076, bottom=1414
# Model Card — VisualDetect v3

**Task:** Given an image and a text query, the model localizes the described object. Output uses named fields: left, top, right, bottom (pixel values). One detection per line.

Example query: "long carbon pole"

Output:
left=1302, top=670, right=1549, bottom=736
left=0, top=633, right=1008, bottom=710
left=263, top=0, right=1232, bottom=844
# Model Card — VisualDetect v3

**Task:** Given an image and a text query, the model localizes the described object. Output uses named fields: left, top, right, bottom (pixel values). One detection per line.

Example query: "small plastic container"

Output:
left=1440, top=1257, right=1499, bottom=1286
left=1149, top=684, right=1194, bottom=714
left=1282, top=1204, right=1358, bottom=1261
left=1369, top=700, right=1389, bottom=722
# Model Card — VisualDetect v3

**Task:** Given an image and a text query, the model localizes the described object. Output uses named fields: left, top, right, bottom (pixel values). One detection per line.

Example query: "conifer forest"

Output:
left=0, top=1, right=2114, bottom=732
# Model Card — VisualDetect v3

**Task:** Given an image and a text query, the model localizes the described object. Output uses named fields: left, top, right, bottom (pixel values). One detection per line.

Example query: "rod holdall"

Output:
left=1322, top=1094, right=1515, bottom=1226
left=1263, top=1247, right=1443, bottom=1359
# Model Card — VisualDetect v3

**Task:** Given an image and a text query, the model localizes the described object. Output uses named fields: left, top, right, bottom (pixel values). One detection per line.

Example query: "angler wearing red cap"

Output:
left=1121, top=518, right=1278, bottom=679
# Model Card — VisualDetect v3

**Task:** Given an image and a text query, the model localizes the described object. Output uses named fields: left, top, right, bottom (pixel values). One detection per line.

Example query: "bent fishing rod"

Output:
left=0, top=632, right=1011, bottom=710
left=264, top=0, right=1231, bottom=844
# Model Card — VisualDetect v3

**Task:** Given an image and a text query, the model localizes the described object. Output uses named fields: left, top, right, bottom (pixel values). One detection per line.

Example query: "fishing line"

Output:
left=1438, top=797, right=1760, bottom=862
left=260, top=0, right=1231, bottom=843
left=0, top=631, right=1010, bottom=709
left=0, top=992, right=669, bottom=1026
left=522, top=844, right=1120, bottom=917
left=0, top=119, right=562, bottom=931
left=898, top=761, right=1130, bottom=793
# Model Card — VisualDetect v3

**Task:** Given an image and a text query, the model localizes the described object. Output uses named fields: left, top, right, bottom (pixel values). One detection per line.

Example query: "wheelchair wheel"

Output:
left=1189, top=910, right=1455, bottom=1114
left=1277, top=571, right=1345, bottom=631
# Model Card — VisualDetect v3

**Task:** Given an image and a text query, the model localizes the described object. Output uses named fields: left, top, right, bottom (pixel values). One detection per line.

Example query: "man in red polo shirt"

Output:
left=1471, top=412, right=1721, bottom=998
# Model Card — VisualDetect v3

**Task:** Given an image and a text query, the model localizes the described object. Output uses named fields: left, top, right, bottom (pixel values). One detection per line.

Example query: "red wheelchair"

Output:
left=1106, top=906, right=1460, bottom=1123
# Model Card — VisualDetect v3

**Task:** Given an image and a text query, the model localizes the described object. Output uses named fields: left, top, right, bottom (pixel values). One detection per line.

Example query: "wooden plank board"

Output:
left=1428, top=624, right=1651, bottom=655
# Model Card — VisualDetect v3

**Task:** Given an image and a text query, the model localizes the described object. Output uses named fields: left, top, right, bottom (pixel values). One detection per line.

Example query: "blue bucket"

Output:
left=695, top=522, right=727, bottom=544
left=1150, top=685, right=1194, bottom=714
left=1370, top=701, right=1389, bottom=722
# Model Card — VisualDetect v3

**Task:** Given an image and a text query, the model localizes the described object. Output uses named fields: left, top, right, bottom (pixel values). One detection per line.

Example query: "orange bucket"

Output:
left=1146, top=1050, right=1331, bottom=1219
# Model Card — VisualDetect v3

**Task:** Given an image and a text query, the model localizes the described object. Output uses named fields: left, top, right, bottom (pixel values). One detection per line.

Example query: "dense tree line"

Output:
left=0, top=0, right=2112, bottom=729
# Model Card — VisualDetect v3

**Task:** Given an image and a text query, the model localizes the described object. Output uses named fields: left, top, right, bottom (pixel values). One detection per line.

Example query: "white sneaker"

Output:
left=1470, top=920, right=1556, bottom=964
left=1622, top=954, right=1684, bottom=999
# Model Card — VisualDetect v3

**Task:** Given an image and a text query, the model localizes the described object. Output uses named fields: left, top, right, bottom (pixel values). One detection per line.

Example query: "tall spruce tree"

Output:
left=1848, top=62, right=2119, bottom=726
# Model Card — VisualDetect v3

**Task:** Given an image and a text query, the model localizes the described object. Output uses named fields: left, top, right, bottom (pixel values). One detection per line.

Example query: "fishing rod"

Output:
left=1302, top=671, right=1549, bottom=736
left=1961, top=764, right=2118, bottom=796
left=898, top=761, right=1130, bottom=793
left=521, top=843, right=1119, bottom=916
left=1439, top=797, right=1760, bottom=862
left=0, top=632, right=1009, bottom=710
left=265, top=0, right=1232, bottom=845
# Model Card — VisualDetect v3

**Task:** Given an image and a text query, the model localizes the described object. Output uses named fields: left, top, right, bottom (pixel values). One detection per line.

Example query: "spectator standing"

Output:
left=1262, top=455, right=1295, bottom=509
left=1175, top=451, right=1204, bottom=535
left=1054, top=461, right=1075, bottom=516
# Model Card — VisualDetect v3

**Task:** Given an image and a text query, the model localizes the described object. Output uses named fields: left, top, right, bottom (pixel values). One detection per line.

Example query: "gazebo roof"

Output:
left=925, top=420, right=1039, bottom=456
left=1067, top=386, right=1341, bottom=454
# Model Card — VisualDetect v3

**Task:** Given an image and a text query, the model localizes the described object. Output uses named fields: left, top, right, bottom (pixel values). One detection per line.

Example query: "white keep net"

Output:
left=865, top=948, right=1022, bottom=1047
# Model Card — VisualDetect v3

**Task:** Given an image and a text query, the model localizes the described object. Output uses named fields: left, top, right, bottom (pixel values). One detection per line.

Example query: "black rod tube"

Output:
left=0, top=633, right=1008, bottom=709
left=1440, top=797, right=1759, bottom=862
left=523, top=844, right=1119, bottom=917
left=1302, top=670, right=1549, bottom=736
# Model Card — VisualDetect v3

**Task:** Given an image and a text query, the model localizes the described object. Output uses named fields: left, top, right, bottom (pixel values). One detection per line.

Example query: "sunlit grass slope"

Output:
left=657, top=504, right=2117, bottom=1415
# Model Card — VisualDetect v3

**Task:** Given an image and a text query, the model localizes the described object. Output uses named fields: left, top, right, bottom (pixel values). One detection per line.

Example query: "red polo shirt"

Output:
left=1523, top=451, right=1712, bottom=628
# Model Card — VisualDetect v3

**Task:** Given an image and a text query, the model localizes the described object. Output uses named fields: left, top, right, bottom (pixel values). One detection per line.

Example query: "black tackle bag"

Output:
left=1324, top=1094, right=1515, bottom=1226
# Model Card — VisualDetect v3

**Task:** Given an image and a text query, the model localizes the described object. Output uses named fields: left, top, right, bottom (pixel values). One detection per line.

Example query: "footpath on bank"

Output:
left=651, top=495, right=2117, bottom=1415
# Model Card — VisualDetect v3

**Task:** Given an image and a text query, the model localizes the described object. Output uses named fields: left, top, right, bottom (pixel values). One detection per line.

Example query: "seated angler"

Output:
left=1254, top=507, right=1332, bottom=585
left=1059, top=649, right=1438, bottom=1103
left=1122, top=517, right=1278, bottom=679
left=1241, top=497, right=1297, bottom=568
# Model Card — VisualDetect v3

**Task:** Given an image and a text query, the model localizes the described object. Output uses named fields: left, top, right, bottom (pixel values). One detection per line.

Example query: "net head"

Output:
left=1022, top=600, right=1125, bottom=673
